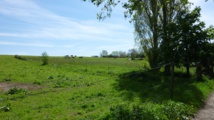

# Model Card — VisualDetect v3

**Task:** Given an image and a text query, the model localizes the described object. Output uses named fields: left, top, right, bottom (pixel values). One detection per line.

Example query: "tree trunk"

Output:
left=196, top=62, right=202, bottom=81
left=162, top=1, right=170, bottom=75
left=150, top=0, right=159, bottom=69
left=164, top=65, right=171, bottom=75
left=186, top=57, right=190, bottom=77
left=205, top=57, right=214, bottom=78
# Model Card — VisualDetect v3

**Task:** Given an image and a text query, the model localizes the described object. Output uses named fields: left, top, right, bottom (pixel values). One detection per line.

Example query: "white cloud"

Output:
left=0, top=33, right=30, bottom=37
left=0, top=41, right=54, bottom=47
left=0, top=0, right=133, bottom=42
left=0, top=0, right=137, bottom=56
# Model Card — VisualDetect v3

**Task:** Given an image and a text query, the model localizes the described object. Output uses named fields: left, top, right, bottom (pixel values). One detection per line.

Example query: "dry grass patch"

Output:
left=0, top=82, right=41, bottom=92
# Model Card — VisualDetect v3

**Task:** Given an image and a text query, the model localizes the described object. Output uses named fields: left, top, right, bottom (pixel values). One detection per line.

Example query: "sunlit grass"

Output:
left=0, top=55, right=213, bottom=119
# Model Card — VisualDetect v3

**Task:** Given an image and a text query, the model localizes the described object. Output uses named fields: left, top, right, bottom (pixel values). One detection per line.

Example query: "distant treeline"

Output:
left=14, top=55, right=27, bottom=60
left=100, top=49, right=144, bottom=60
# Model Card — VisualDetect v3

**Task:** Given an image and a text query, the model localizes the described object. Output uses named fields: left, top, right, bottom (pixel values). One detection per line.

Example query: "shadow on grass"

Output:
left=114, top=70, right=204, bottom=107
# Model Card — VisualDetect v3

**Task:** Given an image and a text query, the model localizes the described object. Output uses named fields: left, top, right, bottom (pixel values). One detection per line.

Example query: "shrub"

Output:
left=48, top=76, right=54, bottom=79
left=4, top=78, right=11, bottom=82
left=64, top=55, right=70, bottom=59
left=102, top=102, right=194, bottom=120
left=162, top=101, right=195, bottom=120
left=33, top=81, right=41, bottom=85
left=14, top=55, right=26, bottom=60
left=6, top=87, right=26, bottom=95
left=14, top=55, right=21, bottom=59
left=106, top=105, right=130, bottom=120
left=41, top=51, right=49, bottom=65
left=0, top=104, right=11, bottom=112
left=102, top=105, right=155, bottom=120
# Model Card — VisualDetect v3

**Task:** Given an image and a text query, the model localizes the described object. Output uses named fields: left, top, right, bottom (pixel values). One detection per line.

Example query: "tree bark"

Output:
left=164, top=66, right=171, bottom=75
left=186, top=57, right=190, bottom=77
left=161, top=1, right=170, bottom=75
left=196, top=62, right=202, bottom=81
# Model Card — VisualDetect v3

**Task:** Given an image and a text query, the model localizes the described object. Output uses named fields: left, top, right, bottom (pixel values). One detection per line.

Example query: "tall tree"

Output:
left=128, top=48, right=138, bottom=60
left=111, top=51, right=119, bottom=57
left=100, top=50, right=108, bottom=57
left=158, top=0, right=189, bottom=74
left=133, top=0, right=160, bottom=68
left=170, top=7, right=209, bottom=77
left=200, top=26, right=214, bottom=78
left=118, top=51, right=127, bottom=58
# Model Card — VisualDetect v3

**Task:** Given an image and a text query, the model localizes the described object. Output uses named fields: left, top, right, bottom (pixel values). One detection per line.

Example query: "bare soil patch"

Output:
left=0, top=82, right=41, bottom=92
left=192, top=92, right=214, bottom=120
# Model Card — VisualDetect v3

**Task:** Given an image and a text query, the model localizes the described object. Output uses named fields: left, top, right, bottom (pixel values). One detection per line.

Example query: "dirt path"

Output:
left=0, top=82, right=40, bottom=92
left=192, top=92, right=214, bottom=120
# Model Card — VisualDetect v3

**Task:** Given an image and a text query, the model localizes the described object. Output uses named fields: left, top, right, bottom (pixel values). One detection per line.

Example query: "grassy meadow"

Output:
left=0, top=55, right=214, bottom=119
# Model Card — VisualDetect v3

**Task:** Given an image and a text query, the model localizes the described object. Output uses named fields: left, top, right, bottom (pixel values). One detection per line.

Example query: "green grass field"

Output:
left=0, top=55, right=214, bottom=119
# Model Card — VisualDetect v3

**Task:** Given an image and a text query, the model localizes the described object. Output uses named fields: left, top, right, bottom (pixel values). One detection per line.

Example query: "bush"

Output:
left=33, top=81, right=41, bottom=85
left=102, top=102, right=194, bottom=120
left=41, top=52, right=49, bottom=65
left=102, top=105, right=155, bottom=120
left=64, top=55, right=70, bottom=59
left=6, top=87, right=26, bottom=95
left=0, top=104, right=11, bottom=112
left=105, top=105, right=130, bottom=120
left=162, top=101, right=195, bottom=120
left=14, top=55, right=26, bottom=60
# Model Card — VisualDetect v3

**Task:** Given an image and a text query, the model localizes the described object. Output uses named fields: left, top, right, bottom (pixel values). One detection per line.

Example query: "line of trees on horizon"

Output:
left=100, top=49, right=145, bottom=60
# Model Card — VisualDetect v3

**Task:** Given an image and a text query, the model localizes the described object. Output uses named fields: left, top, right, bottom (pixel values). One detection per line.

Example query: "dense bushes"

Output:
left=162, top=101, right=195, bottom=120
left=102, top=101, right=195, bottom=120
left=14, top=55, right=26, bottom=60
left=102, top=105, right=154, bottom=120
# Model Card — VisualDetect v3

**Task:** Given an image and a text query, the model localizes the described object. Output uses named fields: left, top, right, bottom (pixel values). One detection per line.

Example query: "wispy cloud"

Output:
left=0, top=0, right=135, bottom=56
left=0, top=0, right=133, bottom=42
left=0, top=41, right=54, bottom=47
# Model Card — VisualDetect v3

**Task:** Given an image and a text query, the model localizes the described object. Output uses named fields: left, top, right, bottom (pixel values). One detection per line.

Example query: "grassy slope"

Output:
left=0, top=55, right=214, bottom=119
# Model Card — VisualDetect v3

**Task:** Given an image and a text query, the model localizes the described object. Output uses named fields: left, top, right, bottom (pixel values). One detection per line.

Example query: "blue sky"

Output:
left=0, top=0, right=213, bottom=56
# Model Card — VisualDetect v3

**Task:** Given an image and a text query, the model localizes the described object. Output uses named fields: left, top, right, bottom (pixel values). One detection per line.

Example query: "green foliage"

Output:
left=0, top=104, right=11, bottom=112
left=100, top=50, right=108, bottom=57
left=111, top=51, right=119, bottom=58
left=128, top=49, right=138, bottom=60
left=41, top=51, right=49, bottom=65
left=102, top=102, right=194, bottom=120
left=48, top=76, right=54, bottom=79
left=162, top=101, right=195, bottom=120
left=103, top=105, right=131, bottom=120
left=4, top=78, right=12, bottom=82
left=6, top=87, right=26, bottom=95
left=14, top=55, right=27, bottom=60
left=33, top=81, right=41, bottom=85
left=164, top=6, right=211, bottom=77
left=206, top=25, right=214, bottom=40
